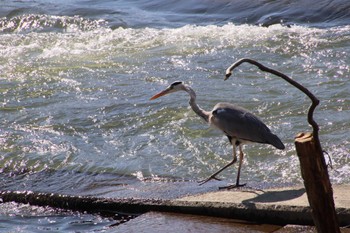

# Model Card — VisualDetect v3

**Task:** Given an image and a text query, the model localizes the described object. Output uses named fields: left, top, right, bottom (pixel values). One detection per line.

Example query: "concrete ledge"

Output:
left=0, top=185, right=349, bottom=226
left=172, top=185, right=350, bottom=226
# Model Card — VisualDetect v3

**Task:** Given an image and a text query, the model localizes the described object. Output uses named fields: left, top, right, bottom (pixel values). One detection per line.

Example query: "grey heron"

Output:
left=150, top=81, right=284, bottom=188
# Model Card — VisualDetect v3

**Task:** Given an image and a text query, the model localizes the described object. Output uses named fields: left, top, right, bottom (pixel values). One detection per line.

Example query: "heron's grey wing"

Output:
left=211, top=103, right=284, bottom=149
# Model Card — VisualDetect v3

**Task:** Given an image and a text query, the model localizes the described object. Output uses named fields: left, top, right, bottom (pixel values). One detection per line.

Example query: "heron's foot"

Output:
left=198, top=175, right=222, bottom=186
left=218, top=183, right=246, bottom=190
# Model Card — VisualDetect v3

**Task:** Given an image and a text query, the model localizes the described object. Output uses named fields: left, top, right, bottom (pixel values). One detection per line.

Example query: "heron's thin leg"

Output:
left=198, top=144, right=237, bottom=186
left=235, top=145, right=246, bottom=187
left=219, top=145, right=246, bottom=189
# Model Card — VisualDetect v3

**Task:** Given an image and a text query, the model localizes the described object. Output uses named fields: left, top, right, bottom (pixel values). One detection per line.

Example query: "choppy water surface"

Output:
left=0, top=202, right=118, bottom=232
left=0, top=0, right=349, bottom=231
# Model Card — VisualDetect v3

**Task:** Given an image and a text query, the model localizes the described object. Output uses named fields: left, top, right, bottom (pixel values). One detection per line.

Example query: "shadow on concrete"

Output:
left=242, top=188, right=306, bottom=204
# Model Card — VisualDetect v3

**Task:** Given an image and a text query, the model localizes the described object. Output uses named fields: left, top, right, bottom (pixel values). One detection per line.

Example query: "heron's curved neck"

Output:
left=184, top=86, right=209, bottom=123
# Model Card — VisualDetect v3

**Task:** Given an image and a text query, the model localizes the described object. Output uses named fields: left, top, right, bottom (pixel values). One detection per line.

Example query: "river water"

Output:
left=1, top=0, right=349, bottom=231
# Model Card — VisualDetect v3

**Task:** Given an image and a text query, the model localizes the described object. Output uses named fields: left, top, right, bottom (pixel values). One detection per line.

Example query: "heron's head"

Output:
left=150, top=81, right=186, bottom=100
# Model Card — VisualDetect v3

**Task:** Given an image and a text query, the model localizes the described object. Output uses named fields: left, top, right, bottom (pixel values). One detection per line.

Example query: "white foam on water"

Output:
left=0, top=19, right=349, bottom=186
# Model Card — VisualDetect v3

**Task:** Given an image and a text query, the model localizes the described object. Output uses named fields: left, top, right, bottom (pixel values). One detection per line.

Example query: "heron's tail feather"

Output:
left=268, top=134, right=285, bottom=150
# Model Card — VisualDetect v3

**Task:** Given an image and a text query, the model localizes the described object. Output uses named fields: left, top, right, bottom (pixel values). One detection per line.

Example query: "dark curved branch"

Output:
left=225, top=58, right=320, bottom=140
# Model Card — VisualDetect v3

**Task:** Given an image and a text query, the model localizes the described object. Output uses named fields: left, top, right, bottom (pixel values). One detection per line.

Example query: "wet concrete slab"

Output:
left=1, top=182, right=350, bottom=231
left=114, top=211, right=282, bottom=233
left=274, top=225, right=350, bottom=233
left=113, top=212, right=350, bottom=233
left=111, top=183, right=350, bottom=232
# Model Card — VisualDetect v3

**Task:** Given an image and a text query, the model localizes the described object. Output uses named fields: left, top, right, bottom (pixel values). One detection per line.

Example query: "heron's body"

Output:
left=150, top=81, right=284, bottom=188
left=209, top=102, right=284, bottom=149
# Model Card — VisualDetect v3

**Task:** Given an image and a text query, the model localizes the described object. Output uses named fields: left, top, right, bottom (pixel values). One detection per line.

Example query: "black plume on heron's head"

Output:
left=168, top=81, right=186, bottom=91
left=170, top=81, right=183, bottom=87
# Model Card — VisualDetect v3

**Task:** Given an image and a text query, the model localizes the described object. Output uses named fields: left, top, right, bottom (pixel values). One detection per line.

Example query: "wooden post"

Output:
left=295, top=132, right=340, bottom=233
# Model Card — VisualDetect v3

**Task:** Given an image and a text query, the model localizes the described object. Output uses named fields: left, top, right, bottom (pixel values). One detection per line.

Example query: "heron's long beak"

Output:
left=150, top=89, right=170, bottom=100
